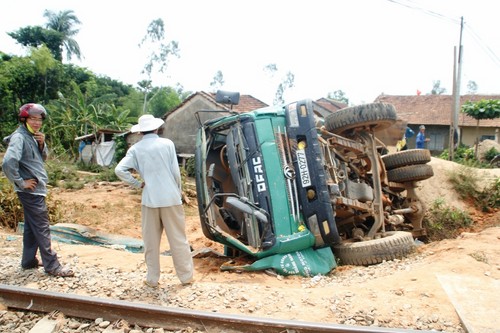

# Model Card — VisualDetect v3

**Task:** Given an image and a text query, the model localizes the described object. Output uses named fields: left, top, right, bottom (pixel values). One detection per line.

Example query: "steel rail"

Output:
left=0, top=284, right=431, bottom=333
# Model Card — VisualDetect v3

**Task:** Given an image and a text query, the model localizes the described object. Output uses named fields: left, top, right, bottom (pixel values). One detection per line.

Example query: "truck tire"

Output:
left=324, top=103, right=397, bottom=136
left=387, top=164, right=434, bottom=183
left=382, top=149, right=431, bottom=170
left=333, top=231, right=415, bottom=266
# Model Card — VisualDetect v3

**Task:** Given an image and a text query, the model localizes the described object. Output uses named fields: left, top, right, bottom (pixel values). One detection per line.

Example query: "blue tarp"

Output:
left=17, top=222, right=144, bottom=253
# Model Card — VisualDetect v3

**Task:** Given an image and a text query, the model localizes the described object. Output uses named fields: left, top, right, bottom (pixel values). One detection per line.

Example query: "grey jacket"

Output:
left=2, top=125, right=49, bottom=196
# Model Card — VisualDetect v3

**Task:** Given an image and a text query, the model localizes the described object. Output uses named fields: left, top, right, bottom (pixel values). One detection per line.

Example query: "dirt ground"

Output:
left=3, top=157, right=500, bottom=330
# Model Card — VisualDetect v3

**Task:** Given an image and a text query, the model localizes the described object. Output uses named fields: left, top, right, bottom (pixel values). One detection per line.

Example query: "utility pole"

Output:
left=449, top=16, right=464, bottom=161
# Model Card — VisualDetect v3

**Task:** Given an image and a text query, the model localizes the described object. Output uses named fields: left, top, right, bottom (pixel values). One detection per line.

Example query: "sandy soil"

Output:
left=2, top=157, right=500, bottom=330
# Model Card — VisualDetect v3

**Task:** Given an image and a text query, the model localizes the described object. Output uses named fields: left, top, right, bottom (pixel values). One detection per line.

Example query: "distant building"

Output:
left=375, top=94, right=500, bottom=152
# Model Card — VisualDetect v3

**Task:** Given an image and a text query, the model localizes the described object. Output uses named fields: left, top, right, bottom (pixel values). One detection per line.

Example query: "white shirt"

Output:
left=115, top=133, right=182, bottom=208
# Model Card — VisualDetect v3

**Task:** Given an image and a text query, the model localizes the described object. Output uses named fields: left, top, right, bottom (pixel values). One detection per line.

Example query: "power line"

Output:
left=386, top=0, right=500, bottom=70
left=385, top=0, right=459, bottom=24
left=464, top=23, right=500, bottom=68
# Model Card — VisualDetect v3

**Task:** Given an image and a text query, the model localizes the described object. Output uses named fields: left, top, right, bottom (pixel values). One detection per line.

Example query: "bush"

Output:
left=446, top=165, right=500, bottom=211
left=0, top=175, right=64, bottom=230
left=45, top=159, right=80, bottom=187
left=424, top=198, right=473, bottom=241
left=97, top=165, right=120, bottom=182
left=446, top=165, right=480, bottom=202
left=0, top=177, right=23, bottom=229
left=438, top=144, right=475, bottom=163
left=476, top=177, right=500, bottom=211
left=185, top=157, right=195, bottom=177
left=484, top=147, right=500, bottom=163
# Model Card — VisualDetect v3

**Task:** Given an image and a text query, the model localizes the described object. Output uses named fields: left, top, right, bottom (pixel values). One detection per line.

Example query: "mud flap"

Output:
left=220, top=247, right=336, bottom=277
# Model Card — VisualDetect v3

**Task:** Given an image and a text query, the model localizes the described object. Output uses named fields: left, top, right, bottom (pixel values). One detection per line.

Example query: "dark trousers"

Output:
left=17, top=192, right=60, bottom=272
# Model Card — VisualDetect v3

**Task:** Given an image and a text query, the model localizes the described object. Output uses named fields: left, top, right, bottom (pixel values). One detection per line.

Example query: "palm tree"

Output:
left=43, top=9, right=82, bottom=61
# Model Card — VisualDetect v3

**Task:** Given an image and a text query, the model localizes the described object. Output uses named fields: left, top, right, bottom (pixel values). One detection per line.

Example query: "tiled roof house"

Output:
left=375, top=94, right=500, bottom=151
left=161, top=91, right=268, bottom=157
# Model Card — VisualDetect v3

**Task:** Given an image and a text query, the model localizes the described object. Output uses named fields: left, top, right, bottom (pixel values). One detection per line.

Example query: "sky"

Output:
left=1, top=0, right=499, bottom=106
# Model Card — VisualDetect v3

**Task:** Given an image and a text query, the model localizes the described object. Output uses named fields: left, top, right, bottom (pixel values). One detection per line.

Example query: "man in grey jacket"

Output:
left=115, top=114, right=194, bottom=288
left=2, top=103, right=74, bottom=277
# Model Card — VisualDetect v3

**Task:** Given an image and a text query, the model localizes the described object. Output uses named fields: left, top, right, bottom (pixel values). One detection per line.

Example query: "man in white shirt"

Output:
left=115, top=114, right=194, bottom=287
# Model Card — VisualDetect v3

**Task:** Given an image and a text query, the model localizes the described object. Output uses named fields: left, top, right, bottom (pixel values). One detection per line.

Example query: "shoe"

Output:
left=181, top=278, right=194, bottom=286
left=143, top=280, right=159, bottom=288
left=22, top=258, right=43, bottom=270
left=46, top=266, right=74, bottom=277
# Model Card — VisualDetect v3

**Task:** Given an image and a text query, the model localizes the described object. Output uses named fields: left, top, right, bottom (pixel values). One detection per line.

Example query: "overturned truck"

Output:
left=195, top=97, right=433, bottom=276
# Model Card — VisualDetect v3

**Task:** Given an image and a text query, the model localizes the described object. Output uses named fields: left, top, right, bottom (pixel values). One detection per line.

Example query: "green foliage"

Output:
left=7, top=26, right=65, bottom=60
left=0, top=175, right=64, bottom=230
left=43, top=9, right=82, bottom=61
left=185, top=157, right=195, bottom=177
left=0, top=177, right=23, bottom=229
left=476, top=177, right=500, bottom=211
left=76, top=161, right=119, bottom=182
left=1, top=15, right=185, bottom=159
left=45, top=159, right=80, bottom=187
left=446, top=165, right=481, bottom=201
left=424, top=198, right=473, bottom=241
left=113, top=134, right=128, bottom=164
left=461, top=99, right=500, bottom=120
left=484, top=147, right=500, bottom=162
left=97, top=166, right=120, bottom=182
left=439, top=144, right=476, bottom=164
left=446, top=165, right=500, bottom=211
left=147, top=86, right=182, bottom=118
left=431, top=80, right=446, bottom=95
left=210, top=70, right=225, bottom=91
left=327, top=90, right=349, bottom=105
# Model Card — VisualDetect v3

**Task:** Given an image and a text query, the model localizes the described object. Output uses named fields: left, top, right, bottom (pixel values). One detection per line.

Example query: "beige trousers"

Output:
left=141, top=204, right=194, bottom=285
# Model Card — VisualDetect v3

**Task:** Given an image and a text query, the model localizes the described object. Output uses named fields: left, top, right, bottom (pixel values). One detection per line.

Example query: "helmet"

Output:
left=419, top=125, right=425, bottom=130
left=19, top=103, right=47, bottom=121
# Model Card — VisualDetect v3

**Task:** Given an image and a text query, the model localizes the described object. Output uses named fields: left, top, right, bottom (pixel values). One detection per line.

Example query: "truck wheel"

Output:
left=387, top=164, right=434, bottom=183
left=324, top=103, right=397, bottom=136
left=333, top=231, right=415, bottom=266
left=382, top=149, right=431, bottom=170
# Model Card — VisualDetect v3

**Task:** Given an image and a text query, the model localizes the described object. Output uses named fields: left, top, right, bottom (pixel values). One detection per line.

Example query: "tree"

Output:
left=461, top=99, right=500, bottom=157
left=274, top=71, right=294, bottom=105
left=210, top=70, right=225, bottom=91
left=327, top=90, right=349, bottom=105
left=43, top=10, right=82, bottom=61
left=139, top=18, right=180, bottom=114
left=430, top=80, right=446, bottom=95
left=466, top=80, right=478, bottom=94
left=263, top=63, right=295, bottom=105
left=7, top=10, right=81, bottom=62
left=30, top=45, right=58, bottom=99
left=147, top=86, right=182, bottom=118
left=8, top=26, right=65, bottom=61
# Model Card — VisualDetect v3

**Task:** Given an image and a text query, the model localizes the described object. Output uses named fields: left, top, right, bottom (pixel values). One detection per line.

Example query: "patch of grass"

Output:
left=484, top=147, right=500, bottom=163
left=0, top=175, right=65, bottom=230
left=424, top=198, right=473, bottom=241
left=96, top=166, right=120, bottom=182
left=446, top=165, right=500, bottom=211
left=439, top=144, right=476, bottom=164
left=446, top=165, right=480, bottom=202
left=46, top=159, right=80, bottom=187
left=0, top=177, right=23, bottom=229
left=60, top=180, right=85, bottom=190
left=476, top=177, right=500, bottom=211
left=468, top=251, right=488, bottom=264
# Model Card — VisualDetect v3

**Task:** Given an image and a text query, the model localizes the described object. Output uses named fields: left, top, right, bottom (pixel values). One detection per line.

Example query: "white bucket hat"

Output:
left=131, top=114, right=164, bottom=133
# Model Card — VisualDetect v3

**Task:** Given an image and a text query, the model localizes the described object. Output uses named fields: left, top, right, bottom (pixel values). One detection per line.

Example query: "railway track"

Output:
left=0, top=284, right=433, bottom=333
